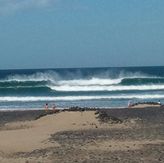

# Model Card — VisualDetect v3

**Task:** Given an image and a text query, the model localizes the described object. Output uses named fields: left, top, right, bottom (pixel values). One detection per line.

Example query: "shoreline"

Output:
left=0, top=105, right=163, bottom=124
left=0, top=103, right=162, bottom=111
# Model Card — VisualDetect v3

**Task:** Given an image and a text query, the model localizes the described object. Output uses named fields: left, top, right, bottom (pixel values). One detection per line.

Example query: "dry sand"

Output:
left=0, top=111, right=99, bottom=153
left=0, top=110, right=120, bottom=162
left=0, top=108, right=164, bottom=163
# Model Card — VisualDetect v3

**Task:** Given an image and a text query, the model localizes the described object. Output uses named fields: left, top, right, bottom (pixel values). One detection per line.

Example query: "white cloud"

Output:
left=0, top=0, right=56, bottom=14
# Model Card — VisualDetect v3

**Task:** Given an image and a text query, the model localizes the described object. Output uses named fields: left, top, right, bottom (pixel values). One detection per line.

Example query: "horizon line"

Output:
left=0, top=65, right=164, bottom=71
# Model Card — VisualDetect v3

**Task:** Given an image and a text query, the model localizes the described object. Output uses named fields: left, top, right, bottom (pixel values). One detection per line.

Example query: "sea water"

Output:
left=0, top=66, right=164, bottom=110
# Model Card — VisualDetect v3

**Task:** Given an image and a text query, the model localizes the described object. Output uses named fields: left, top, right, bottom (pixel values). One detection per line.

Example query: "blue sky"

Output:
left=0, top=0, right=164, bottom=69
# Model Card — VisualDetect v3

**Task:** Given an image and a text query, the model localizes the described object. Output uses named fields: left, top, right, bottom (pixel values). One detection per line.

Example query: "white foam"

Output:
left=57, top=78, right=122, bottom=86
left=1, top=71, right=160, bottom=85
left=49, top=84, right=164, bottom=92
left=3, top=71, right=59, bottom=82
left=1, top=71, right=164, bottom=93
left=0, top=94, right=164, bottom=102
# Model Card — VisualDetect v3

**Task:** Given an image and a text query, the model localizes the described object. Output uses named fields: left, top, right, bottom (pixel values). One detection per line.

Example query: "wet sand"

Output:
left=0, top=107, right=164, bottom=163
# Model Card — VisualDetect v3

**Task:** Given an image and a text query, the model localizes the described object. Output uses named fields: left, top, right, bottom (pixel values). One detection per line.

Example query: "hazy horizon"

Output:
left=1, top=65, right=164, bottom=71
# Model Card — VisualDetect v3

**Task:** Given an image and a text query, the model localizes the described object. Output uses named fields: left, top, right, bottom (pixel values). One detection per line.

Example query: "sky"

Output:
left=0, top=0, right=164, bottom=69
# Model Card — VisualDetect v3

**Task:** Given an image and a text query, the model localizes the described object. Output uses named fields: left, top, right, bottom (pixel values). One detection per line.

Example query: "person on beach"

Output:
left=45, top=103, right=49, bottom=111
left=52, top=104, right=56, bottom=112
left=128, top=100, right=132, bottom=108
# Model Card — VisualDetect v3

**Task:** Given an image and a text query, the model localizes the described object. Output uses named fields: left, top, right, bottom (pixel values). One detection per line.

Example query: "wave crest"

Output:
left=1, top=71, right=164, bottom=93
left=50, top=84, right=164, bottom=92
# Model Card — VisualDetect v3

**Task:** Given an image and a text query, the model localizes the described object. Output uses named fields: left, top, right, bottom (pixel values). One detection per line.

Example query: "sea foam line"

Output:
left=0, top=94, right=164, bottom=102
left=57, top=78, right=122, bottom=86
left=49, top=84, right=164, bottom=92
left=0, top=77, right=123, bottom=85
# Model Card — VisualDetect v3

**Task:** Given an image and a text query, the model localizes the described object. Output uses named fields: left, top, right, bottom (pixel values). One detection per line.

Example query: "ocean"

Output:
left=0, top=66, right=164, bottom=110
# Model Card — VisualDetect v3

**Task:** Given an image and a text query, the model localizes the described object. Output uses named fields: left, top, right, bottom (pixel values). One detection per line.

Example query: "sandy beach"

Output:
left=1, top=0, right=164, bottom=161
left=0, top=107, right=164, bottom=163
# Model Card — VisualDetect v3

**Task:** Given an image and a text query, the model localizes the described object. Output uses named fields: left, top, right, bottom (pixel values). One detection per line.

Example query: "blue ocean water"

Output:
left=0, top=66, right=164, bottom=110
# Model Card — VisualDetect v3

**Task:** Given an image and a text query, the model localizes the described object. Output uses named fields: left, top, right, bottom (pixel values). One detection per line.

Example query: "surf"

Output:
left=49, top=84, right=164, bottom=92
left=1, top=67, right=164, bottom=109
left=0, top=94, right=164, bottom=102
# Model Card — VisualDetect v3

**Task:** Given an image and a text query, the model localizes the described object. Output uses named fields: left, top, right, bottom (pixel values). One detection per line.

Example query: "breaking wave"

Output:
left=1, top=71, right=164, bottom=93
left=1, top=70, right=161, bottom=84
left=49, top=84, right=164, bottom=92
left=1, top=67, right=164, bottom=108
left=0, top=94, right=164, bottom=102
left=0, top=70, right=164, bottom=105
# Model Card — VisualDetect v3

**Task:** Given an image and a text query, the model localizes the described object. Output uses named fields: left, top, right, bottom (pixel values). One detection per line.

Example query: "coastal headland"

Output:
left=0, top=106, right=164, bottom=163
